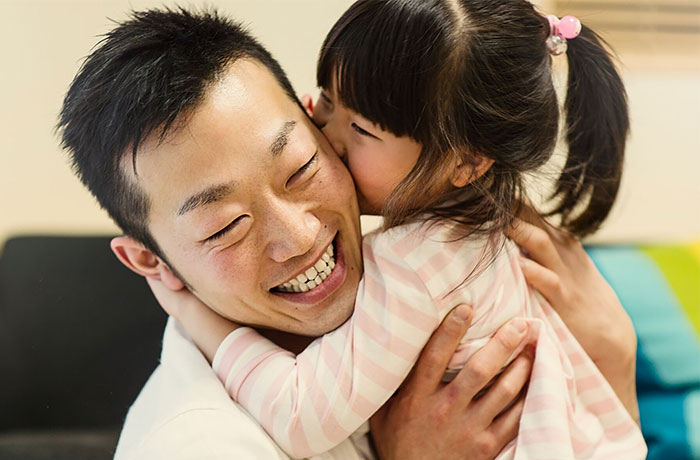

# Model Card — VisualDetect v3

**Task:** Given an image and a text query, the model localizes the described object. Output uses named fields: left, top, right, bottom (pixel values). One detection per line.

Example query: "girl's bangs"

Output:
left=316, top=0, right=452, bottom=141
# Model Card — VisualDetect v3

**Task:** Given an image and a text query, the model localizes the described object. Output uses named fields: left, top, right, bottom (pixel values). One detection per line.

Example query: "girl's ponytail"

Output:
left=549, top=24, right=630, bottom=236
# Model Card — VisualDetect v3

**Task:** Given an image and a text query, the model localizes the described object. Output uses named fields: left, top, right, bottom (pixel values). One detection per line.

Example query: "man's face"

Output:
left=131, top=60, right=363, bottom=336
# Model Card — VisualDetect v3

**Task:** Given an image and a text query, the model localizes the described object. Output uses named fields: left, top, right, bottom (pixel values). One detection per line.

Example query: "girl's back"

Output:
left=362, top=220, right=645, bottom=458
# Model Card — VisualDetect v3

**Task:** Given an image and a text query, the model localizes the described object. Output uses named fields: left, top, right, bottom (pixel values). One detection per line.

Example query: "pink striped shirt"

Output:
left=212, top=221, right=647, bottom=459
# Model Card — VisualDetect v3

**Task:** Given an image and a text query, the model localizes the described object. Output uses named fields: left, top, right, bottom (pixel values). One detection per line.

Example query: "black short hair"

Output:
left=57, top=7, right=298, bottom=259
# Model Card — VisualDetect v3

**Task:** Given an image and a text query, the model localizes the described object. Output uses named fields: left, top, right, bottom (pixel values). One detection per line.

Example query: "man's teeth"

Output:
left=276, top=243, right=336, bottom=293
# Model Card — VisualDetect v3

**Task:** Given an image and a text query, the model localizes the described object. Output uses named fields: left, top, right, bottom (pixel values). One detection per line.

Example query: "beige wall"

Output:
left=0, top=0, right=354, bottom=243
left=1, top=0, right=698, bottom=247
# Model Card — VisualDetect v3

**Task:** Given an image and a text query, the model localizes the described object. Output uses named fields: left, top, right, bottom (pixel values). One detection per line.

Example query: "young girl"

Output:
left=161, top=1, right=646, bottom=458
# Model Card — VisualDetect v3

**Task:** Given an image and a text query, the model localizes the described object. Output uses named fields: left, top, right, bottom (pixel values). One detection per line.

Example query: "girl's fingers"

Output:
left=146, top=276, right=182, bottom=318
left=146, top=276, right=173, bottom=305
left=450, top=319, right=529, bottom=401
left=146, top=277, right=203, bottom=320
left=404, top=305, right=473, bottom=395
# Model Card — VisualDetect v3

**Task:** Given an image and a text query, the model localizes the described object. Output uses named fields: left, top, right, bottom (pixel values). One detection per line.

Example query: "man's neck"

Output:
left=257, top=328, right=315, bottom=354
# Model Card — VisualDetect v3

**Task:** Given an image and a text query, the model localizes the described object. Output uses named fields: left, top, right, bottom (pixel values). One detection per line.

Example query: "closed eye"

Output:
left=204, top=215, right=248, bottom=243
left=320, top=92, right=332, bottom=105
left=351, top=122, right=379, bottom=140
left=287, top=151, right=318, bottom=187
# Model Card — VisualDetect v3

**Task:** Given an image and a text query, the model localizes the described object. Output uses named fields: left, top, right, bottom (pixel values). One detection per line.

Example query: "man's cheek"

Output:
left=319, top=161, right=350, bottom=198
left=209, top=253, right=249, bottom=284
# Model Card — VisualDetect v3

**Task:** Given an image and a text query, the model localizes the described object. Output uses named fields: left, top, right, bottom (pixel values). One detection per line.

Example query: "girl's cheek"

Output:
left=352, top=166, right=384, bottom=203
left=345, top=147, right=385, bottom=197
left=346, top=153, right=366, bottom=183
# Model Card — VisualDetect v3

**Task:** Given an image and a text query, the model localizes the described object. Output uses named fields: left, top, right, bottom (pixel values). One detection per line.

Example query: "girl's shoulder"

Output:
left=363, top=219, right=442, bottom=252
left=363, top=219, right=490, bottom=272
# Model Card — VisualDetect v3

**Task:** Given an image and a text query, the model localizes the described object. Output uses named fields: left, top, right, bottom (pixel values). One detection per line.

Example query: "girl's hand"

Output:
left=147, top=277, right=240, bottom=364
left=505, top=211, right=639, bottom=423
left=370, top=306, right=534, bottom=460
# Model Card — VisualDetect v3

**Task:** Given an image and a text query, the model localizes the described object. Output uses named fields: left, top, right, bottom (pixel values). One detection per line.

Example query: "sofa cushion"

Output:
left=588, top=242, right=700, bottom=460
left=0, top=236, right=167, bottom=431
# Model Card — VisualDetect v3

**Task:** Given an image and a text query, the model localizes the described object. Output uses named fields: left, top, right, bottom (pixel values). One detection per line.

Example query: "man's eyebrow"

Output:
left=177, top=183, right=233, bottom=216
left=269, top=120, right=297, bottom=157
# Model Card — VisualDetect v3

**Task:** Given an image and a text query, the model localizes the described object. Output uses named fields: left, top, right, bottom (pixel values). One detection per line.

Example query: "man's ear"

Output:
left=110, top=236, right=185, bottom=291
left=450, top=155, right=495, bottom=188
left=300, top=93, right=315, bottom=118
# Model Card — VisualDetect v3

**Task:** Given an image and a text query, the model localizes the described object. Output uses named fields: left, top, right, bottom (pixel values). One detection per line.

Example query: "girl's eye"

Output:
left=287, top=151, right=319, bottom=187
left=351, top=122, right=373, bottom=137
left=205, top=215, right=249, bottom=243
left=319, top=92, right=332, bottom=105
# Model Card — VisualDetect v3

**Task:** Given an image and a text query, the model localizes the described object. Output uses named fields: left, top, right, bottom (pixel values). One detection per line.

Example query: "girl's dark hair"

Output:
left=317, top=0, right=629, bottom=238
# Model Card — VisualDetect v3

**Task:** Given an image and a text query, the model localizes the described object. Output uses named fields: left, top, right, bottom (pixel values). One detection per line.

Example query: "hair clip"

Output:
left=546, top=15, right=582, bottom=56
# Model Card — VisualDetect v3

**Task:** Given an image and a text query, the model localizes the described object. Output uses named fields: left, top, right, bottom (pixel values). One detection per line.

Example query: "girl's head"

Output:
left=311, top=0, right=629, bottom=237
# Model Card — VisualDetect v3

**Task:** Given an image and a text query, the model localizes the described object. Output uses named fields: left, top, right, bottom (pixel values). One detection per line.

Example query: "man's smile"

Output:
left=270, top=234, right=347, bottom=306
left=274, top=240, right=336, bottom=293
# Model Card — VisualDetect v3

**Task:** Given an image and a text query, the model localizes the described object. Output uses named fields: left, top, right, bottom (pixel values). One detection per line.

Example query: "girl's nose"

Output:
left=322, top=117, right=346, bottom=159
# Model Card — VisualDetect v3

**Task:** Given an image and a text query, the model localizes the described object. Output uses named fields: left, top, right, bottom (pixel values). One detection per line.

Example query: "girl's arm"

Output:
left=506, top=216, right=639, bottom=424
left=148, top=237, right=449, bottom=458
left=146, top=277, right=535, bottom=460
left=212, top=241, right=444, bottom=458
left=146, top=277, right=240, bottom=364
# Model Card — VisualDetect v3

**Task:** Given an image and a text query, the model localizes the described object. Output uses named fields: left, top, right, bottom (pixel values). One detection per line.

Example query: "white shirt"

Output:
left=114, top=319, right=374, bottom=460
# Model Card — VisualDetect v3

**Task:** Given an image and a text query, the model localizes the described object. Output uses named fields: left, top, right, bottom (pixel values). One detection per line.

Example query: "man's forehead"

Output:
left=209, top=58, right=294, bottom=112
left=132, top=58, right=294, bottom=151
left=126, top=60, right=308, bottom=220
left=128, top=59, right=297, bottom=165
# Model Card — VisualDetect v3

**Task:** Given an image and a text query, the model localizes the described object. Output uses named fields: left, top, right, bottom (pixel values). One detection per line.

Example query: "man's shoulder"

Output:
left=116, top=390, right=286, bottom=459
left=114, top=320, right=287, bottom=460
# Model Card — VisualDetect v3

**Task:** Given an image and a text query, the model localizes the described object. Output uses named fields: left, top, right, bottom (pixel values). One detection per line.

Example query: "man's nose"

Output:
left=265, top=203, right=321, bottom=263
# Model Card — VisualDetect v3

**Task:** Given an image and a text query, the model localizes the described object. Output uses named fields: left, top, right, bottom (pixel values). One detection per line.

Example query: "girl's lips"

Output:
left=270, top=235, right=346, bottom=305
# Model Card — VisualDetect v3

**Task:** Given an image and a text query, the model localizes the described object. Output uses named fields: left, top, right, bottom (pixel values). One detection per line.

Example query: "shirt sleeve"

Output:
left=212, top=234, right=440, bottom=458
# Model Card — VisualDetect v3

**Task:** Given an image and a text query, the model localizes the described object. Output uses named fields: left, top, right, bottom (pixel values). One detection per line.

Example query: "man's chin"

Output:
left=253, top=304, right=352, bottom=354
left=269, top=295, right=355, bottom=338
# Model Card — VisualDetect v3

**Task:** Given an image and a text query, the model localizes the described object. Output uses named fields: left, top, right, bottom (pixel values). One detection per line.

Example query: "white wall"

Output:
left=1, top=0, right=698, bottom=246
left=604, top=68, right=700, bottom=243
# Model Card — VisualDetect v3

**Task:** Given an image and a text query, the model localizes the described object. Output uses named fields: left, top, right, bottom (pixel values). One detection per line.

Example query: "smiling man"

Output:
left=109, top=59, right=364, bottom=340
left=57, top=8, right=538, bottom=460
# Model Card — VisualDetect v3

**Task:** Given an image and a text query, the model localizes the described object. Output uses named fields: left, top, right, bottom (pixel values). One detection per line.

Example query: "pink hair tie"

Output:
left=546, top=14, right=582, bottom=56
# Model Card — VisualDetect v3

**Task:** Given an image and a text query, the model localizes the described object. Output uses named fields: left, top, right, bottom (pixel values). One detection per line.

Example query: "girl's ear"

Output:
left=110, top=236, right=185, bottom=291
left=451, top=155, right=495, bottom=188
left=300, top=93, right=315, bottom=118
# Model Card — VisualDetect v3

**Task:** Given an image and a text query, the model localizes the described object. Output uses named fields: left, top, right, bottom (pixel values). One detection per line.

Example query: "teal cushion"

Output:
left=587, top=243, right=700, bottom=460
